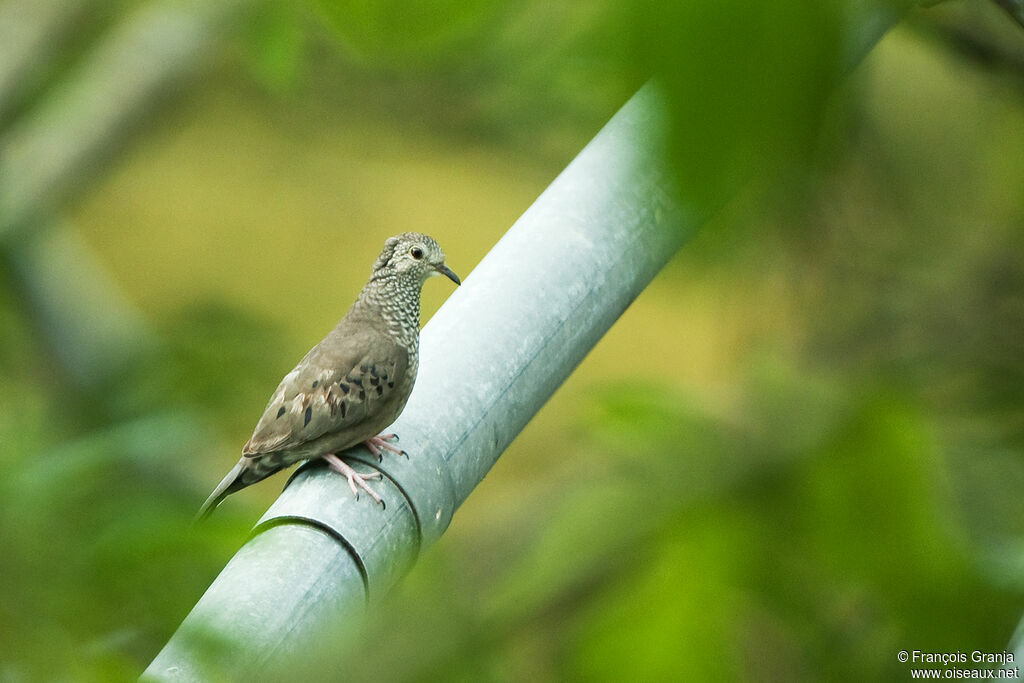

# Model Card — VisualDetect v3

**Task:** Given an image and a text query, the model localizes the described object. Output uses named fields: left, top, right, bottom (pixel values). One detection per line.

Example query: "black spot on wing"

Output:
left=312, top=380, right=319, bottom=388
left=276, top=406, right=286, bottom=419
left=304, top=406, right=312, bottom=426
left=339, top=382, right=349, bottom=394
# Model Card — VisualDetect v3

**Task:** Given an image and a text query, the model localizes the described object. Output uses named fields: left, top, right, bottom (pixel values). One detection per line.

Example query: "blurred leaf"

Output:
left=239, top=0, right=308, bottom=92
left=309, top=0, right=510, bottom=68
left=629, top=0, right=847, bottom=209
left=571, top=511, right=749, bottom=681
left=110, top=300, right=290, bottom=438
left=0, top=413, right=240, bottom=679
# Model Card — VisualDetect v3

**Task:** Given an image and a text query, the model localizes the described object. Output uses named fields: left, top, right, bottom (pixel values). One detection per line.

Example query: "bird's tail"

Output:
left=195, top=460, right=248, bottom=522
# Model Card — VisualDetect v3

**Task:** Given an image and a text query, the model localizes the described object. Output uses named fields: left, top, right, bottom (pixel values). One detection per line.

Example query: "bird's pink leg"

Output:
left=322, top=453, right=384, bottom=506
left=364, top=433, right=407, bottom=460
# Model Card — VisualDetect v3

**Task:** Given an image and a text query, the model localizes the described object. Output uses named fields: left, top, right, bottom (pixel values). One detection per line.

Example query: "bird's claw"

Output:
left=323, top=453, right=384, bottom=506
left=364, top=433, right=407, bottom=461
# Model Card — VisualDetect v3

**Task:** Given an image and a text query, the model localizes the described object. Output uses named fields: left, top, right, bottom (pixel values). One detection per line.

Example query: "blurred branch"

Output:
left=917, top=0, right=1024, bottom=28
left=991, top=0, right=1024, bottom=29
left=912, top=0, right=1024, bottom=82
left=0, top=0, right=257, bottom=393
left=3, top=221, right=157, bottom=388
left=0, top=0, right=98, bottom=123
left=0, top=0, right=256, bottom=243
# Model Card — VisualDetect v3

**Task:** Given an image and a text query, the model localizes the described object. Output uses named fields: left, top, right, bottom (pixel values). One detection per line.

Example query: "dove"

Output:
left=197, top=232, right=459, bottom=519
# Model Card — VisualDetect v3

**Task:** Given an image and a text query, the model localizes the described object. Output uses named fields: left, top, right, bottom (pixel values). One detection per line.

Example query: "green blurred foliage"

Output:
left=240, top=1, right=308, bottom=92
left=311, top=0, right=508, bottom=68
left=1, top=0, right=1023, bottom=680
left=633, top=0, right=849, bottom=209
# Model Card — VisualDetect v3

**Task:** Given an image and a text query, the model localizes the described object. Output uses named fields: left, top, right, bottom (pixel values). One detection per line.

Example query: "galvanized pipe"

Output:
left=144, top=7, right=903, bottom=676
left=144, top=82, right=688, bottom=681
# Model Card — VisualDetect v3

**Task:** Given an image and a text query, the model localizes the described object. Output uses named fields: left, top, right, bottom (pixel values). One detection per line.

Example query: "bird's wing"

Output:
left=242, top=325, right=408, bottom=457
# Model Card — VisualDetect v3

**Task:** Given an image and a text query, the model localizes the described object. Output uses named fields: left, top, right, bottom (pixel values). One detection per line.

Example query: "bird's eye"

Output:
left=410, top=246, right=424, bottom=260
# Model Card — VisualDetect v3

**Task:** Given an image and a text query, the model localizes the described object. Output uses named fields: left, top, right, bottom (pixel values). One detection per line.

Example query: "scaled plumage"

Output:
left=197, top=233, right=459, bottom=519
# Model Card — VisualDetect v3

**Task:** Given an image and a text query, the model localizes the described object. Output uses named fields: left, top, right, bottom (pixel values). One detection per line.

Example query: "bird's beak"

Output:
left=436, top=263, right=461, bottom=285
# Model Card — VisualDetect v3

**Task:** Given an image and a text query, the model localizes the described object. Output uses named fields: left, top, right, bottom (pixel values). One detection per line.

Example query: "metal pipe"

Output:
left=144, top=6, right=904, bottom=676
left=144, top=81, right=688, bottom=681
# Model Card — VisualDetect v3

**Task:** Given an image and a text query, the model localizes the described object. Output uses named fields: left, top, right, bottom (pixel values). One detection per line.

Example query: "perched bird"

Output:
left=197, top=233, right=460, bottom=519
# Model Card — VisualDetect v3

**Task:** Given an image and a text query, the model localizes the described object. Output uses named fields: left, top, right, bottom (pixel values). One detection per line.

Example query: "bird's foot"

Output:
left=322, top=453, right=384, bottom=507
left=364, top=433, right=408, bottom=461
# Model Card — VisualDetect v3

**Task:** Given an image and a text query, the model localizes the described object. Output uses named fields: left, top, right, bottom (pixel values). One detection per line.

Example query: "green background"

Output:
left=1, top=0, right=1023, bottom=680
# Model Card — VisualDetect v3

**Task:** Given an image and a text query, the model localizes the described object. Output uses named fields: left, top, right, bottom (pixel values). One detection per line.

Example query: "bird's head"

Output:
left=374, top=232, right=460, bottom=286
